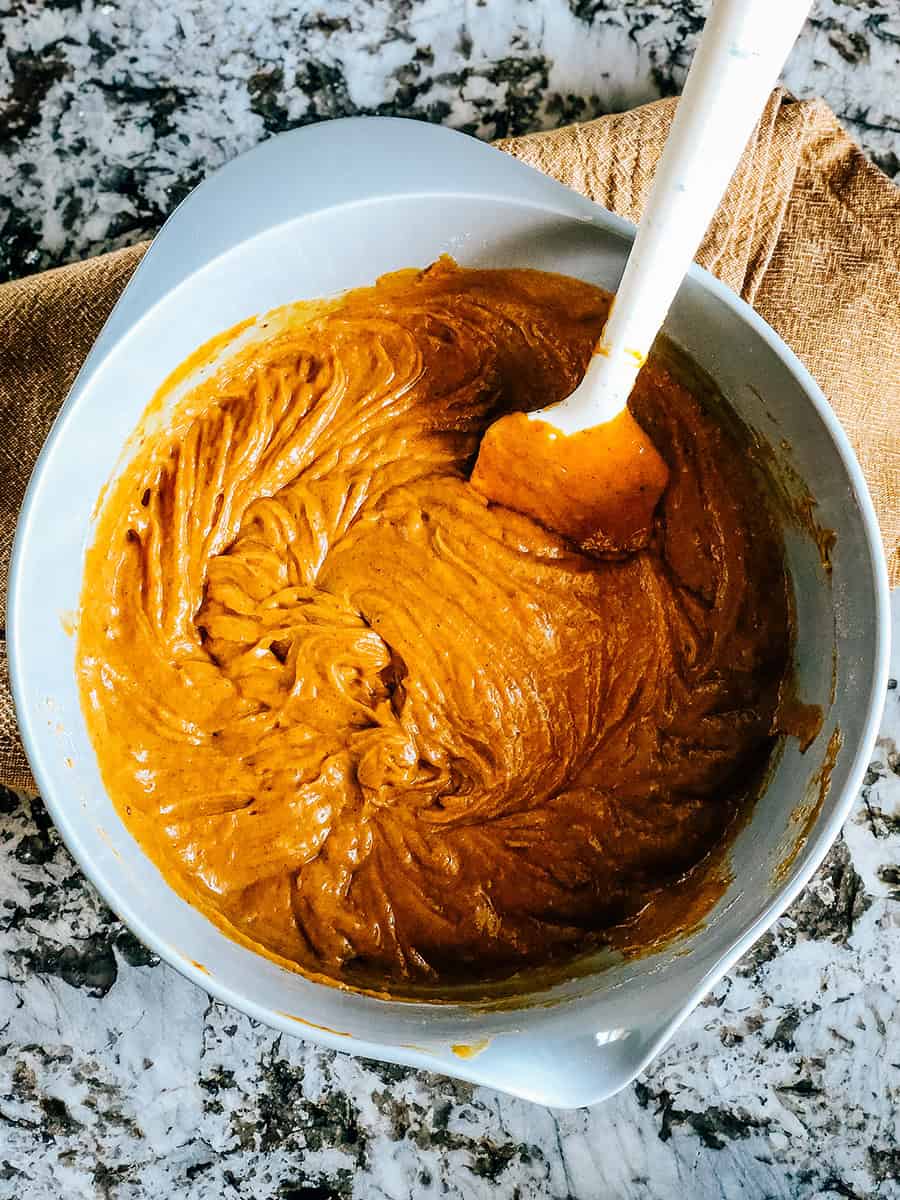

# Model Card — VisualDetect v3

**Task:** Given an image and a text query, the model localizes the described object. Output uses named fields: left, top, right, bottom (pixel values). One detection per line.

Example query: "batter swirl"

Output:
left=77, top=261, right=791, bottom=990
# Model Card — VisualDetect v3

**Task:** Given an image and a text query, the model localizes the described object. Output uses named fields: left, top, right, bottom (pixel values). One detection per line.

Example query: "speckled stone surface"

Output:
left=0, top=597, right=897, bottom=1198
left=2, top=2, right=899, bottom=1197
left=1, top=0, right=899, bottom=282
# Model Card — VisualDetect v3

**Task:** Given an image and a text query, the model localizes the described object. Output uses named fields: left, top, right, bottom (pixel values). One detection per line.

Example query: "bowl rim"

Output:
left=7, top=115, right=891, bottom=1104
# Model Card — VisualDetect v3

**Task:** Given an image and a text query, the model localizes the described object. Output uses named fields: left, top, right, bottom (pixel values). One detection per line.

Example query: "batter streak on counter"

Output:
left=77, top=259, right=795, bottom=993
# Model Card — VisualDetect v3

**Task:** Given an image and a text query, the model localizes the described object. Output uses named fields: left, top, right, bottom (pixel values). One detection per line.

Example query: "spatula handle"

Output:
left=581, top=0, right=812, bottom=425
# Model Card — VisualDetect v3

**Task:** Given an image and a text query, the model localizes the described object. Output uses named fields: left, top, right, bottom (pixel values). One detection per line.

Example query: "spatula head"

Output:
left=470, top=408, right=670, bottom=554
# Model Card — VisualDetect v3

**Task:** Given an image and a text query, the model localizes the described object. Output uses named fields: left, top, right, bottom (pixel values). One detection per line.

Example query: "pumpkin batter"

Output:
left=77, top=260, right=792, bottom=992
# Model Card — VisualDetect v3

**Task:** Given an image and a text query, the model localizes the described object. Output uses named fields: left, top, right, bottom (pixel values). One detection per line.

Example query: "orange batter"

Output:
left=77, top=260, right=793, bottom=992
left=471, top=407, right=671, bottom=554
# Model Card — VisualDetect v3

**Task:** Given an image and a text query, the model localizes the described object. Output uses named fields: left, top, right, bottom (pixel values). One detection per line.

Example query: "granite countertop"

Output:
left=1, top=0, right=899, bottom=282
left=1, top=2, right=899, bottom=1197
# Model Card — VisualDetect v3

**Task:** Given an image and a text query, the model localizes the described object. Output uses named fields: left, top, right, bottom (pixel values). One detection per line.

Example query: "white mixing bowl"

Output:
left=8, top=118, right=889, bottom=1108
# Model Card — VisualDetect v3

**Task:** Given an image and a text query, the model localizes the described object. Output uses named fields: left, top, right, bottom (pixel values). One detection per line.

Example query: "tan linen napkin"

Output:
left=1, top=88, right=898, bottom=792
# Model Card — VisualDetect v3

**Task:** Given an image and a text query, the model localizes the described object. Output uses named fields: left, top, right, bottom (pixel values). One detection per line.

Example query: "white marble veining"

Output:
left=1, top=2, right=898, bottom=1196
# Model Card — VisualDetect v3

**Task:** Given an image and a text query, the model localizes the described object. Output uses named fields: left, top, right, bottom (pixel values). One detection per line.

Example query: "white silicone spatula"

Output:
left=472, top=0, right=813, bottom=553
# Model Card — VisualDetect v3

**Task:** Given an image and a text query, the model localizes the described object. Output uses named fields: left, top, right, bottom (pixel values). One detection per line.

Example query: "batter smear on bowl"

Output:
left=77, top=260, right=795, bottom=992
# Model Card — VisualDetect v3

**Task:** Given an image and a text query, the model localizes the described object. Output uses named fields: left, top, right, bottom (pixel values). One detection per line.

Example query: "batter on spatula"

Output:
left=78, top=259, right=795, bottom=993
left=470, top=0, right=814, bottom=560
